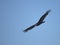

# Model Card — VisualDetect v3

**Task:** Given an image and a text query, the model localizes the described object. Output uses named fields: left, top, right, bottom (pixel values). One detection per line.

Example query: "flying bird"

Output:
left=23, top=10, right=51, bottom=32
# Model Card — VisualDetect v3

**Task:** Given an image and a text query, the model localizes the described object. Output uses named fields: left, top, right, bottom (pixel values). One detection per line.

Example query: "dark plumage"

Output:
left=23, top=10, right=51, bottom=32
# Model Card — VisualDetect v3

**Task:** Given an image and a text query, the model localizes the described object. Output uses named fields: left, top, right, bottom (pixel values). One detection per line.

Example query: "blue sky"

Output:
left=0, top=0, right=60, bottom=45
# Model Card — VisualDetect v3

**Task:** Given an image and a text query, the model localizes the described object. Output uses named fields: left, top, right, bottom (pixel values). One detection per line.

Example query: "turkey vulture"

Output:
left=23, top=10, right=51, bottom=32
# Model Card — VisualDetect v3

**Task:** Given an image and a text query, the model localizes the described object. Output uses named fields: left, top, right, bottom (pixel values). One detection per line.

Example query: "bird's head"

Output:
left=40, top=21, right=45, bottom=24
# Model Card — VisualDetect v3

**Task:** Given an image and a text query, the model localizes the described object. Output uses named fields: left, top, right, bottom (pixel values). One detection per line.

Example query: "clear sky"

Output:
left=0, top=0, right=60, bottom=45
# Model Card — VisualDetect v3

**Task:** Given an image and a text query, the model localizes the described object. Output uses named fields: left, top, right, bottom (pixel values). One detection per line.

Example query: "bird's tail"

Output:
left=23, top=24, right=36, bottom=32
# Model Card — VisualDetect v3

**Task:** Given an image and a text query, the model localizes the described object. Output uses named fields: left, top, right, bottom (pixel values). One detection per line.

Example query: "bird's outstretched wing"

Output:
left=37, top=10, right=51, bottom=23
left=23, top=24, right=36, bottom=32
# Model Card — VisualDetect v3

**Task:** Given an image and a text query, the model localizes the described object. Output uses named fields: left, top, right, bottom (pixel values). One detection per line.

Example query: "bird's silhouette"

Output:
left=23, top=10, right=51, bottom=32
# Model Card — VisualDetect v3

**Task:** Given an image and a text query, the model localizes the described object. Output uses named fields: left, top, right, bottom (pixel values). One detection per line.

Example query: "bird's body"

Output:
left=23, top=10, right=51, bottom=32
